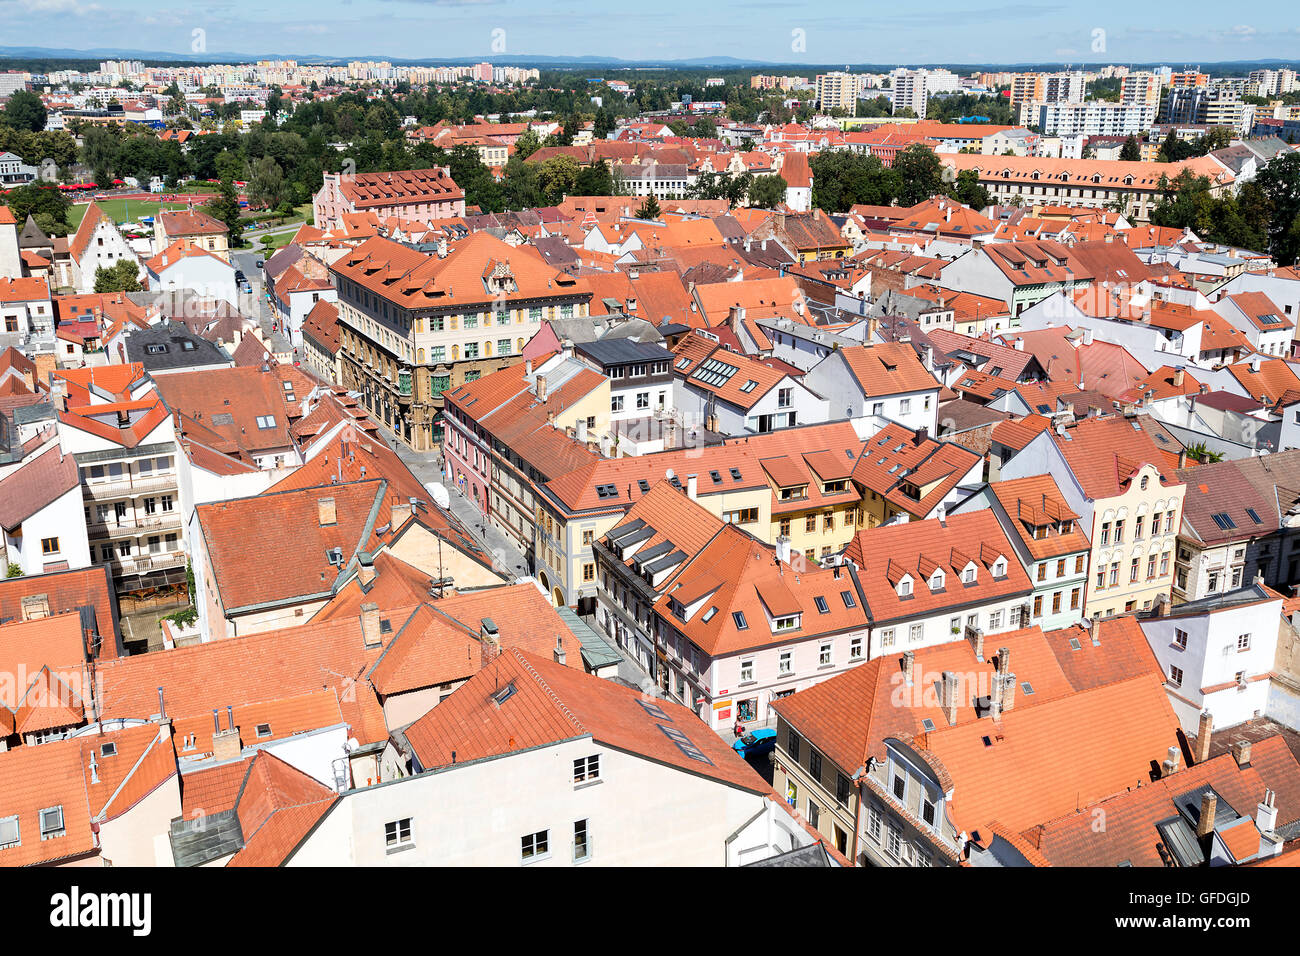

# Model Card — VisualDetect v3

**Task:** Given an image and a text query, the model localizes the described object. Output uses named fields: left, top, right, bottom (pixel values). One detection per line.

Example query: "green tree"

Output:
left=93, top=259, right=142, bottom=293
left=634, top=194, right=661, bottom=220
left=205, top=177, right=244, bottom=247
left=2, top=182, right=72, bottom=235
left=951, top=168, right=990, bottom=210
left=574, top=160, right=614, bottom=197
left=1, top=90, right=47, bottom=132
left=747, top=174, right=787, bottom=209
left=247, top=155, right=285, bottom=209
left=1256, top=152, right=1300, bottom=265
left=1119, top=135, right=1142, bottom=162
left=592, top=108, right=614, bottom=140
left=513, top=128, right=542, bottom=161
left=892, top=144, right=947, bottom=207
left=537, top=155, right=580, bottom=205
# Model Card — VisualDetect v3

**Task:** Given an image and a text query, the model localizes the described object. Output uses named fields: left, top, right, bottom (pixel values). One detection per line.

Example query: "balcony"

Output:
left=112, top=551, right=187, bottom=575
left=82, top=473, right=178, bottom=500
left=88, top=512, right=183, bottom=539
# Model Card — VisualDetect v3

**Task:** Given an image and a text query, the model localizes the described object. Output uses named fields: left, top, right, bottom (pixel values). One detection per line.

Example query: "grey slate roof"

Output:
left=124, top=319, right=231, bottom=371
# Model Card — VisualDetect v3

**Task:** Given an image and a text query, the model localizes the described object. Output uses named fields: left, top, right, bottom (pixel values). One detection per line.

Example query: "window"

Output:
left=909, top=623, right=923, bottom=643
left=787, top=729, right=801, bottom=762
left=898, top=578, right=912, bottom=597
left=582, top=563, right=595, bottom=582
left=636, top=392, right=649, bottom=409
left=805, top=515, right=817, bottom=533
left=37, top=805, right=65, bottom=841
left=886, top=823, right=902, bottom=859
left=1114, top=520, right=1124, bottom=543
left=1174, top=628, right=1188, bottom=649
left=1075, top=555, right=1086, bottom=574
left=819, top=642, right=832, bottom=666
left=611, top=394, right=624, bottom=412
left=573, top=754, right=600, bottom=784
left=1037, top=563, right=1047, bottom=583
left=521, top=830, right=550, bottom=862
left=1237, top=634, right=1251, bottom=652
left=0, top=815, right=18, bottom=850
left=740, top=659, right=754, bottom=682
left=779, top=650, right=793, bottom=675
left=867, top=804, right=881, bottom=843
left=850, top=636, right=863, bottom=660
left=384, top=818, right=413, bottom=849
left=962, top=567, right=976, bottom=584
left=922, top=798, right=936, bottom=827
left=809, top=749, right=823, bottom=781
left=989, top=609, right=1002, bottom=630
left=807, top=800, right=820, bottom=829
left=573, top=819, right=591, bottom=863
left=41, top=537, right=59, bottom=555
left=1100, top=522, right=1110, bottom=546
left=1135, top=516, right=1144, bottom=540
left=1169, top=665, right=1184, bottom=688
left=1070, top=587, right=1081, bottom=610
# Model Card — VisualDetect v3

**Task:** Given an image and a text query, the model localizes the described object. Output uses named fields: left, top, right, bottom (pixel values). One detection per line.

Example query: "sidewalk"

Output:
left=370, top=421, right=532, bottom=579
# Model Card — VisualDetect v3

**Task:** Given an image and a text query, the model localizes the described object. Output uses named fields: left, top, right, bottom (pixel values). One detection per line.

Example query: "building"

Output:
left=936, top=239, right=1094, bottom=318
left=802, top=342, right=941, bottom=433
left=849, top=421, right=983, bottom=527
left=572, top=338, right=674, bottom=424
left=1035, top=101, right=1157, bottom=138
left=284, top=648, right=835, bottom=867
left=144, top=240, right=238, bottom=305
left=330, top=233, right=592, bottom=451
left=152, top=209, right=230, bottom=263
left=1138, top=584, right=1282, bottom=732
left=1172, top=451, right=1300, bottom=602
left=949, top=474, right=1092, bottom=629
left=312, top=167, right=465, bottom=231
left=68, top=203, right=141, bottom=294
left=597, top=483, right=872, bottom=731
left=52, top=364, right=185, bottom=601
left=1121, top=72, right=1162, bottom=109
left=1001, top=414, right=1186, bottom=618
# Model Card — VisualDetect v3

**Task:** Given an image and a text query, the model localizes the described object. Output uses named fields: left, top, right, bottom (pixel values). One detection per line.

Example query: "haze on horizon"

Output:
left=1, top=0, right=1298, bottom=66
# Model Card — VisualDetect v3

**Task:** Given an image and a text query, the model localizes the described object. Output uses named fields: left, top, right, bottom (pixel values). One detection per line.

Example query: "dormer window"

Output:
left=898, top=577, right=913, bottom=597
left=929, top=571, right=944, bottom=591
left=963, top=566, right=976, bottom=585
left=773, top=614, right=800, bottom=632
left=993, top=560, right=1006, bottom=578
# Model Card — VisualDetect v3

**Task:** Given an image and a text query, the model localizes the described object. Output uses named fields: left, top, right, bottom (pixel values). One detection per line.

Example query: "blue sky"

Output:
left=2, top=0, right=1298, bottom=64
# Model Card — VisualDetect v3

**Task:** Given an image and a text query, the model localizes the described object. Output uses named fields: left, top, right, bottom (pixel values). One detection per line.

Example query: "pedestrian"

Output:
left=733, top=719, right=744, bottom=739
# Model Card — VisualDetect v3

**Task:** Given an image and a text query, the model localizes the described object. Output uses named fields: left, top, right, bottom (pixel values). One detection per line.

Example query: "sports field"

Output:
left=67, top=198, right=196, bottom=227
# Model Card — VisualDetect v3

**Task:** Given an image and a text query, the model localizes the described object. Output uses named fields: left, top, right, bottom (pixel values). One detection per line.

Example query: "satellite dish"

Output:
left=345, top=737, right=360, bottom=752
left=426, top=482, right=451, bottom=510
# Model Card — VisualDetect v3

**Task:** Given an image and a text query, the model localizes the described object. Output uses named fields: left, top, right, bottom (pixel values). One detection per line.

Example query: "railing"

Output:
left=88, top=512, right=182, bottom=539
left=82, top=473, right=178, bottom=499
left=114, top=551, right=187, bottom=574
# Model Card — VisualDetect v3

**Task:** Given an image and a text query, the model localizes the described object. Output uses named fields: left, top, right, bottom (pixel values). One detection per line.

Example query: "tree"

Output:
left=247, top=156, right=285, bottom=209
left=1, top=183, right=71, bottom=235
left=1, top=90, right=47, bottom=132
left=891, top=144, right=947, bottom=207
left=1119, top=135, right=1142, bottom=163
left=951, top=168, right=990, bottom=210
left=634, top=195, right=661, bottom=220
left=513, top=128, right=542, bottom=161
left=592, top=108, right=614, bottom=140
left=1256, top=153, right=1300, bottom=265
left=809, top=151, right=898, bottom=212
left=747, top=174, right=787, bottom=209
left=205, top=176, right=244, bottom=247
left=536, top=155, right=580, bottom=205
left=574, top=160, right=614, bottom=197
left=93, top=260, right=141, bottom=293
left=447, top=144, right=502, bottom=212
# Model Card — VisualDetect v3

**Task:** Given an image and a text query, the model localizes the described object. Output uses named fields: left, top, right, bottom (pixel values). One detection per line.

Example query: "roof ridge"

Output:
left=510, top=649, right=586, bottom=735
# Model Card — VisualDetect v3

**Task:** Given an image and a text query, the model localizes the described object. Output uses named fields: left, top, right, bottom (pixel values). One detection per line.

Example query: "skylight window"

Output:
left=710, top=470, right=722, bottom=484
left=814, top=596, right=829, bottom=614
left=1210, top=512, right=1237, bottom=530
left=1246, top=508, right=1262, bottom=524
left=637, top=479, right=650, bottom=493
left=255, top=415, right=276, bottom=429
left=841, top=590, right=857, bottom=608
left=739, top=380, right=758, bottom=393
left=732, top=611, right=748, bottom=630
left=595, top=484, right=619, bottom=499
left=729, top=467, right=742, bottom=481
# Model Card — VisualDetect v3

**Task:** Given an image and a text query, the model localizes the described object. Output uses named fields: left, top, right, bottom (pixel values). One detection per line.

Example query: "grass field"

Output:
left=259, top=229, right=301, bottom=252
left=68, top=198, right=193, bottom=228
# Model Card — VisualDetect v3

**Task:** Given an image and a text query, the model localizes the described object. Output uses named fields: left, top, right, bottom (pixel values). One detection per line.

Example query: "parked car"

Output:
left=732, top=728, right=776, bottom=760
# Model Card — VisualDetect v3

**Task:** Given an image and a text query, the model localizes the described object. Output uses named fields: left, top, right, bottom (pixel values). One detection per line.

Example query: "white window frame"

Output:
left=384, top=817, right=413, bottom=850
left=573, top=754, right=601, bottom=785
left=521, top=829, right=550, bottom=864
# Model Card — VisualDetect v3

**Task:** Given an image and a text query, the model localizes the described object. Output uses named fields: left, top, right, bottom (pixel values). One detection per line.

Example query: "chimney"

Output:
left=1162, top=745, right=1181, bottom=777
left=968, top=626, right=985, bottom=662
left=358, top=555, right=377, bottom=587
left=575, top=418, right=588, bottom=443
left=941, top=671, right=960, bottom=726
left=922, top=344, right=934, bottom=371
left=1196, top=711, right=1214, bottom=763
left=212, top=724, right=242, bottom=762
left=913, top=425, right=928, bottom=447
left=536, top=374, right=548, bottom=403
left=998, top=646, right=1017, bottom=713
left=1013, top=337, right=1024, bottom=351
left=1197, top=790, right=1218, bottom=840
left=1155, top=593, right=1171, bottom=617
left=902, top=650, right=915, bottom=687
left=686, top=474, right=697, bottom=500
left=360, top=602, right=382, bottom=647
left=391, top=498, right=411, bottom=526
left=775, top=535, right=791, bottom=564
left=1257, top=789, right=1279, bottom=836
left=318, top=497, right=337, bottom=526
left=1173, top=366, right=1185, bottom=387
left=480, top=618, right=500, bottom=668
left=525, top=358, right=533, bottom=376
left=1231, top=739, right=1252, bottom=768
left=553, top=635, right=566, bottom=665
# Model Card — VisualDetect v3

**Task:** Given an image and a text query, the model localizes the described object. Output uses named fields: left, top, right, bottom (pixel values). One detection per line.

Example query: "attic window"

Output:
left=1021, top=681, right=1035, bottom=695
left=491, top=681, right=518, bottom=706
left=595, top=484, right=619, bottom=499
left=739, top=380, right=758, bottom=393
left=1069, top=637, right=1082, bottom=651
left=710, top=470, right=722, bottom=484
left=146, top=344, right=167, bottom=354
left=637, top=479, right=650, bottom=494
left=1210, top=512, right=1237, bottom=530
left=732, top=611, right=749, bottom=630
left=814, top=596, right=829, bottom=614
left=255, top=723, right=272, bottom=738
left=39, top=806, right=64, bottom=841
left=100, top=742, right=116, bottom=757
left=841, top=590, right=857, bottom=608
left=921, top=718, right=936, bottom=733
left=702, top=606, right=717, bottom=623
left=729, top=467, right=742, bottom=481
left=1246, top=508, right=1262, bottom=524
left=256, top=415, right=276, bottom=429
